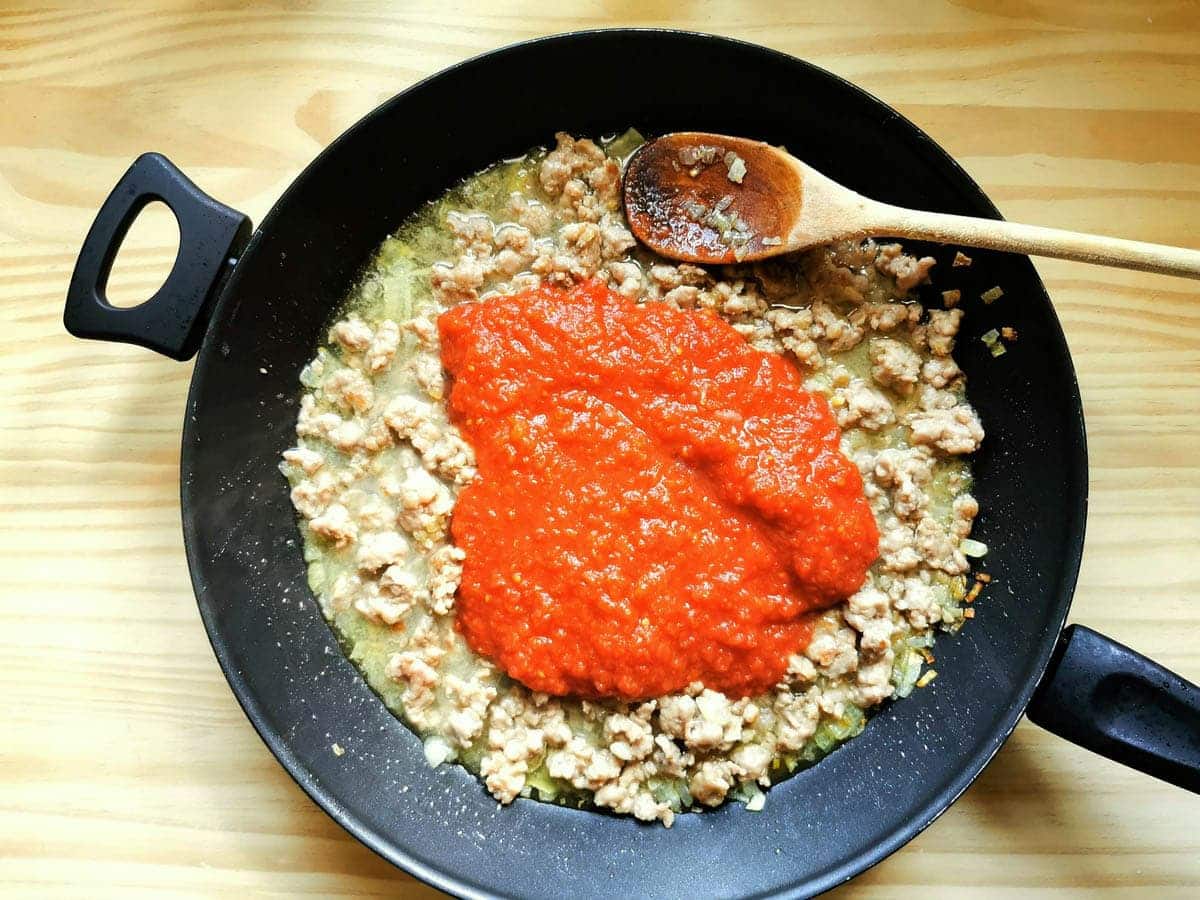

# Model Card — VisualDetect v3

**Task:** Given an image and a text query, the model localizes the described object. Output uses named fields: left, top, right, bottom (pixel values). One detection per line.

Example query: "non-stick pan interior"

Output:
left=182, top=30, right=1087, bottom=899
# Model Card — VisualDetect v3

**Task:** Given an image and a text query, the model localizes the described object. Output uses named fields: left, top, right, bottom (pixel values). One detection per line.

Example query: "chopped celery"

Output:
left=961, top=538, right=988, bottom=557
left=605, top=127, right=646, bottom=162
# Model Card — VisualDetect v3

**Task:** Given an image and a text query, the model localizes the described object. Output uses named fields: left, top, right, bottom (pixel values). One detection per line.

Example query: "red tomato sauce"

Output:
left=439, top=280, right=878, bottom=700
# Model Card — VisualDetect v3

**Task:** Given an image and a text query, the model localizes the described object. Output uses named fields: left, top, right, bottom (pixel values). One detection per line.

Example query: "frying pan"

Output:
left=63, top=30, right=1200, bottom=899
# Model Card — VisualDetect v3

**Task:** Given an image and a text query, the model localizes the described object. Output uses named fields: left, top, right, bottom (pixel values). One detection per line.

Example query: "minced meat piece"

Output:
left=873, top=446, right=934, bottom=520
left=805, top=623, right=858, bottom=677
left=290, top=470, right=338, bottom=519
left=538, top=132, right=620, bottom=223
left=559, top=221, right=603, bottom=274
left=879, top=517, right=923, bottom=572
left=842, top=586, right=893, bottom=655
left=386, top=643, right=446, bottom=732
left=309, top=503, right=356, bottom=548
left=921, top=356, right=962, bottom=388
left=875, top=243, right=936, bottom=292
left=892, top=575, right=943, bottom=629
left=355, top=530, right=409, bottom=572
left=835, top=379, right=896, bottom=431
left=811, top=300, right=864, bottom=352
left=854, top=653, right=896, bottom=706
left=731, top=742, right=771, bottom=784
left=598, top=214, right=636, bottom=259
left=295, top=394, right=342, bottom=443
left=446, top=211, right=495, bottom=257
left=383, top=396, right=476, bottom=483
left=323, top=368, right=374, bottom=414
left=443, top=673, right=498, bottom=749
left=330, top=316, right=373, bottom=352
left=606, top=260, right=643, bottom=297
left=430, top=256, right=486, bottom=305
left=952, top=493, right=980, bottom=540
left=907, top=404, right=984, bottom=455
left=394, top=466, right=453, bottom=546
left=411, top=352, right=445, bottom=401
left=403, top=311, right=440, bottom=351
left=763, top=307, right=822, bottom=368
left=282, top=446, right=324, bottom=475
left=689, top=759, right=737, bottom=807
left=378, top=564, right=429, bottom=609
left=855, top=301, right=921, bottom=332
left=699, top=279, right=767, bottom=320
left=868, top=338, right=922, bottom=395
left=773, top=690, right=820, bottom=751
left=427, top=544, right=465, bottom=615
left=366, top=320, right=401, bottom=373
left=925, top=308, right=964, bottom=357
left=915, top=516, right=969, bottom=575
left=327, top=419, right=366, bottom=452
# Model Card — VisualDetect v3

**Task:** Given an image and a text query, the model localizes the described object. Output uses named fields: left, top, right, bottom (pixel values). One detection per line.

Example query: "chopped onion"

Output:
left=961, top=538, right=989, bottom=557
left=990, top=342, right=1007, bottom=358
left=745, top=790, right=766, bottom=812
left=981, top=286, right=1004, bottom=304
left=980, top=328, right=1000, bottom=346
left=423, top=735, right=454, bottom=767
left=726, top=155, right=747, bottom=184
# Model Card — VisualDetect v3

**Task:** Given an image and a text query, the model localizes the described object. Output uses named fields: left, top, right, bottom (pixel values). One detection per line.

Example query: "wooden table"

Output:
left=2, top=3, right=1197, bottom=896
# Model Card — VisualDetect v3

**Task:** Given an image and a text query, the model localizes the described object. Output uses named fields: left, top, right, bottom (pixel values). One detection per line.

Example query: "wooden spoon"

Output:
left=623, top=132, right=1200, bottom=279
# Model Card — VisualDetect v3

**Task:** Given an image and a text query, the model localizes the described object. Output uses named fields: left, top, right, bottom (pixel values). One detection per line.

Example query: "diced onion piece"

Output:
left=981, top=286, right=1004, bottom=304
left=961, top=538, right=989, bottom=557
left=980, top=328, right=1000, bottom=346
left=745, top=790, right=766, bottom=812
left=423, top=735, right=454, bottom=767
left=990, top=342, right=1008, bottom=358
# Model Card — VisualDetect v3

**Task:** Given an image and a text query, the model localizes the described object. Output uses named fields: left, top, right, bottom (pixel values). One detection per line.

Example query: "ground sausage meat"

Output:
left=283, top=130, right=986, bottom=827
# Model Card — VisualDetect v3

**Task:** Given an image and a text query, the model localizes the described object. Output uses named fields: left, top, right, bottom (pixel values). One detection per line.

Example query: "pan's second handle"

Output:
left=1027, top=624, right=1200, bottom=792
left=64, top=153, right=252, bottom=361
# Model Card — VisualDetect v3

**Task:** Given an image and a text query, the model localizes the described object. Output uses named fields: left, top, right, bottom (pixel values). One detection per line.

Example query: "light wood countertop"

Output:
left=1, top=3, right=1197, bottom=897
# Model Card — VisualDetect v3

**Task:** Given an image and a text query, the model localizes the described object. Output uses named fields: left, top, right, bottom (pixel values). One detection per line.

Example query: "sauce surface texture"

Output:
left=439, top=280, right=878, bottom=699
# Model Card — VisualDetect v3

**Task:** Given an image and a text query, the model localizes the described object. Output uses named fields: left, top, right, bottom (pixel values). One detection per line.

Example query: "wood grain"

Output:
left=1, top=2, right=1198, bottom=897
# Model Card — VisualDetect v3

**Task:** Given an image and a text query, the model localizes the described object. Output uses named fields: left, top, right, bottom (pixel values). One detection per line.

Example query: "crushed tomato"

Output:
left=439, top=280, right=878, bottom=700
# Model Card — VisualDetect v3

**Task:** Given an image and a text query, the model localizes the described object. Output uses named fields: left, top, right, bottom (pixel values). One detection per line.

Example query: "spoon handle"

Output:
left=871, top=203, right=1200, bottom=280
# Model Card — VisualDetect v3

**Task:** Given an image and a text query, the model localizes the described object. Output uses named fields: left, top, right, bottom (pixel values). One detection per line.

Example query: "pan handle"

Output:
left=64, top=153, right=252, bottom=361
left=1027, top=624, right=1200, bottom=792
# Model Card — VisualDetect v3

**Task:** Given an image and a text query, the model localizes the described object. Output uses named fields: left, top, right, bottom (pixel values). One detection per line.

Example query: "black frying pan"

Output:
left=63, top=30, right=1200, bottom=899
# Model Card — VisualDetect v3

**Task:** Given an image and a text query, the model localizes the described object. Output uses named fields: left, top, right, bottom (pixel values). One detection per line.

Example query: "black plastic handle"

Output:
left=1028, top=624, right=1200, bottom=792
left=64, top=152, right=252, bottom=361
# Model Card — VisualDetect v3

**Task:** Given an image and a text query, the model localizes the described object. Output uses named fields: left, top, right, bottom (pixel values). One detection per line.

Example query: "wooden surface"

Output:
left=2, top=3, right=1198, bottom=897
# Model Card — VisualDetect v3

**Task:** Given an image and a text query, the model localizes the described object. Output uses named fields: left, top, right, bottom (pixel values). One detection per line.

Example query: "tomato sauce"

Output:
left=439, top=280, right=878, bottom=700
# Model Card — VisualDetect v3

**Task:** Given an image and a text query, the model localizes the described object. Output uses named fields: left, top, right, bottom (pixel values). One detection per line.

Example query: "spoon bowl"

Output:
left=623, top=132, right=807, bottom=264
